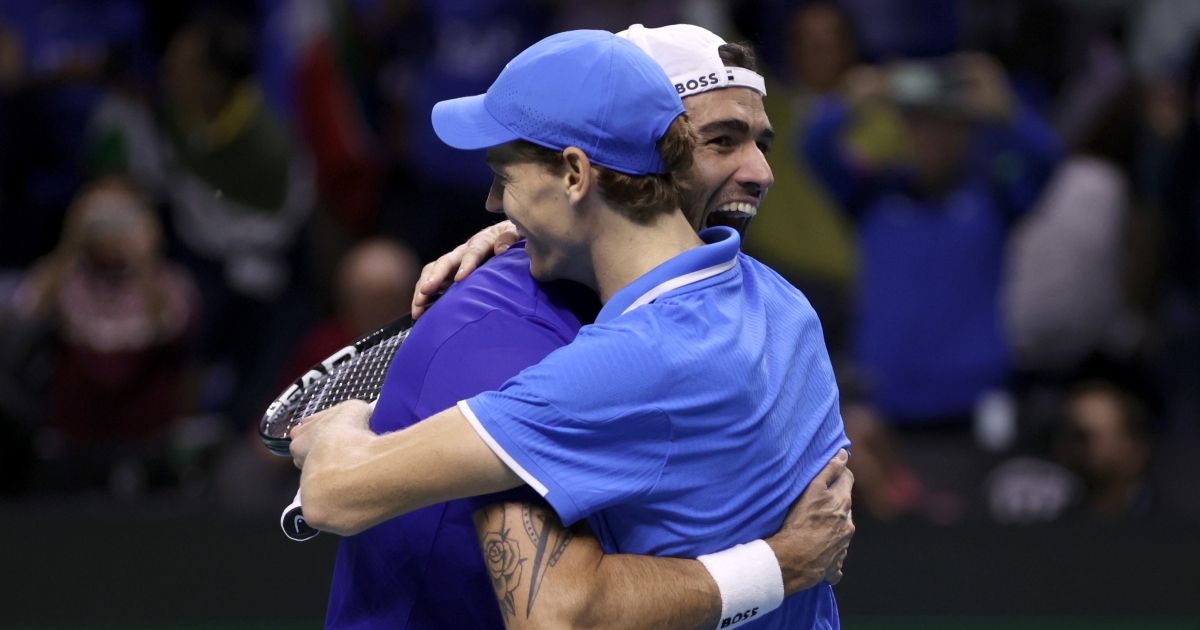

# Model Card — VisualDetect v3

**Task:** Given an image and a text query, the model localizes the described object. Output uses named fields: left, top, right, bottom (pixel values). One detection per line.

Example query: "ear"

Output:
left=561, top=147, right=595, bottom=206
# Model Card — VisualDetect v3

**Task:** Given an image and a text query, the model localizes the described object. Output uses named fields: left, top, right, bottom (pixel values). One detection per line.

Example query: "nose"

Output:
left=738, top=146, right=774, bottom=198
left=485, top=177, right=505, bottom=213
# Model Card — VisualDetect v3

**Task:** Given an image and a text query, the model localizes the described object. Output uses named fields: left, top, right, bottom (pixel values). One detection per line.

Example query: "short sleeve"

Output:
left=460, top=326, right=672, bottom=526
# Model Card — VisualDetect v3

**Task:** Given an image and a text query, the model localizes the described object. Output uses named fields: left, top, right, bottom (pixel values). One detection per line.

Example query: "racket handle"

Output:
left=281, top=489, right=320, bottom=541
left=281, top=400, right=376, bottom=541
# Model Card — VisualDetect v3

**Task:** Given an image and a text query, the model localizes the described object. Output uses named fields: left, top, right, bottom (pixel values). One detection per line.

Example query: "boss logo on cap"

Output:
left=675, top=72, right=720, bottom=95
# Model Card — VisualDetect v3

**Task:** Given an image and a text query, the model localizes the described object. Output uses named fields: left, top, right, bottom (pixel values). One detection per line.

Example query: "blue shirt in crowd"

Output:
left=462, top=227, right=849, bottom=630
left=325, top=242, right=597, bottom=629
left=803, top=97, right=1062, bottom=423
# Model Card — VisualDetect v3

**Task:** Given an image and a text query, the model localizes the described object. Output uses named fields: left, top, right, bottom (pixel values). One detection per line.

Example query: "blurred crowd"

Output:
left=0, top=0, right=1198, bottom=524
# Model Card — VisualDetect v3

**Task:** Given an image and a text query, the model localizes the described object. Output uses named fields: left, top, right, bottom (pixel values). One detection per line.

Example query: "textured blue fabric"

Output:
left=325, top=243, right=595, bottom=630
left=465, top=228, right=849, bottom=630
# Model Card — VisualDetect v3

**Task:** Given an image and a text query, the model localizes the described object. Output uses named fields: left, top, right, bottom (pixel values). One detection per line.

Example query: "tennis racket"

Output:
left=260, top=313, right=416, bottom=540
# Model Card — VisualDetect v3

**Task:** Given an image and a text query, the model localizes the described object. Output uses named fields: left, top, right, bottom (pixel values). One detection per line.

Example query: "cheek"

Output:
left=686, top=159, right=724, bottom=197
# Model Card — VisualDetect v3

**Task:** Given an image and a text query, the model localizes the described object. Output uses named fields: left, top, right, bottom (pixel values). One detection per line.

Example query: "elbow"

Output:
left=561, top=578, right=612, bottom=630
left=517, top=577, right=608, bottom=630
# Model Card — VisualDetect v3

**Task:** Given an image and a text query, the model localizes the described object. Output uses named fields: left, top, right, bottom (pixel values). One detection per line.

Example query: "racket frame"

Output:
left=259, top=313, right=414, bottom=457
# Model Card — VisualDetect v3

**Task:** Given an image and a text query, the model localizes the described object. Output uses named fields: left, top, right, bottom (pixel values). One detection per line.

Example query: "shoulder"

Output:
left=422, top=246, right=568, bottom=329
left=406, top=245, right=583, bottom=358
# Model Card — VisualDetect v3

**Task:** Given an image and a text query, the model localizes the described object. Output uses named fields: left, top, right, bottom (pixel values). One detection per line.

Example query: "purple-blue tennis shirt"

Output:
left=324, top=242, right=597, bottom=629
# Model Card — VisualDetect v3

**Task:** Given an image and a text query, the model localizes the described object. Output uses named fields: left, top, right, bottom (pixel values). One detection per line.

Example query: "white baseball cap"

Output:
left=616, top=24, right=767, bottom=100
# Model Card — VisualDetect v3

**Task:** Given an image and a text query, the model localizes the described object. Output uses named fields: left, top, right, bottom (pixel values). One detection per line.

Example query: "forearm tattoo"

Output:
left=481, top=503, right=575, bottom=621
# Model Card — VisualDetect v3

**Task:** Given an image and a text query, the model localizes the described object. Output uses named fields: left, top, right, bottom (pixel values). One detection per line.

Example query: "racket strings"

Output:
left=293, top=330, right=409, bottom=424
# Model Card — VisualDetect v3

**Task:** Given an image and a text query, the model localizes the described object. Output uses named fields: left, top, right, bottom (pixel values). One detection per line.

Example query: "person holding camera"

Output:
left=803, top=53, right=1062, bottom=430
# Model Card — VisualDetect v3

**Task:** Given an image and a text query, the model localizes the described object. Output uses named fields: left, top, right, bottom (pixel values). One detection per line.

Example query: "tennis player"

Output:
left=293, top=29, right=848, bottom=630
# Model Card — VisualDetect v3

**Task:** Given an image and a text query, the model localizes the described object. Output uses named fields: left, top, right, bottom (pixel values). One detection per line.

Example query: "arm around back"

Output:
left=470, top=449, right=856, bottom=630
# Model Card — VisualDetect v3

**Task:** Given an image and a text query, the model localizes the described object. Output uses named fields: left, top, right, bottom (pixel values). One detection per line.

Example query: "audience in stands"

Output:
left=14, top=178, right=198, bottom=497
left=89, top=7, right=315, bottom=430
left=0, top=0, right=1193, bottom=522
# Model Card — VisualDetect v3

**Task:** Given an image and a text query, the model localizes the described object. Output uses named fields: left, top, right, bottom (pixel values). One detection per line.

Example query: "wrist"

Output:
left=765, top=532, right=822, bottom=596
left=697, top=539, right=784, bottom=629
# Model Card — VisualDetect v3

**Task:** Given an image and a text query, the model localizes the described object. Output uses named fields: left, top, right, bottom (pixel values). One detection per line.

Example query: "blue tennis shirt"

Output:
left=462, top=227, right=850, bottom=629
left=325, top=242, right=597, bottom=629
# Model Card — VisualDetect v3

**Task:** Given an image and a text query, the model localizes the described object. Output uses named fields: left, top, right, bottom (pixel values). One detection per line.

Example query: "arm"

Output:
left=412, top=220, right=521, bottom=318
left=957, top=52, right=1063, bottom=217
left=801, top=96, right=882, bottom=218
left=291, top=401, right=523, bottom=535
left=473, top=451, right=855, bottom=630
left=982, top=103, right=1063, bottom=216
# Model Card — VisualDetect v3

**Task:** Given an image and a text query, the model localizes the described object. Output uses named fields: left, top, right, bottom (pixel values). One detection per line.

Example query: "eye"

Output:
left=757, top=140, right=772, bottom=155
left=489, top=174, right=507, bottom=198
left=707, top=136, right=734, bottom=148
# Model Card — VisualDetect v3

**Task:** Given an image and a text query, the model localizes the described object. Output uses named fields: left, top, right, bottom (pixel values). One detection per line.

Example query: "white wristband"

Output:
left=696, top=539, right=785, bottom=629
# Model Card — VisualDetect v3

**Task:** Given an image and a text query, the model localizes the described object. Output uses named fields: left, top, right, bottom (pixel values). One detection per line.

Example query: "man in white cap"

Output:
left=308, top=26, right=852, bottom=630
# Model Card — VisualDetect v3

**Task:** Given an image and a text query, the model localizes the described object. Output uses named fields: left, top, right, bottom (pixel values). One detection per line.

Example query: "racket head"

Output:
left=259, top=313, right=415, bottom=456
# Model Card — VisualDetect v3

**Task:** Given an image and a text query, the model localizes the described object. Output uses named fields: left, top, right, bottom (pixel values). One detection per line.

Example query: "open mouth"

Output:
left=705, top=201, right=758, bottom=236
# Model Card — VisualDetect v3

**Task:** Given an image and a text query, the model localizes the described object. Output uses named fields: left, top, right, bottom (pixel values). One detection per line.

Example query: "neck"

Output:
left=582, top=207, right=704, bottom=304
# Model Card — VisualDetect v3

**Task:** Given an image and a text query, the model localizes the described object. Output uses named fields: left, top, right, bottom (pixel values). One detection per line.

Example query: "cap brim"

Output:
left=431, top=94, right=519, bottom=150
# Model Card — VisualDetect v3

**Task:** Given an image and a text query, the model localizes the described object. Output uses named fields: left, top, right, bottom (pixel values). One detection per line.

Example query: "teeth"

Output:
left=712, top=202, right=758, bottom=217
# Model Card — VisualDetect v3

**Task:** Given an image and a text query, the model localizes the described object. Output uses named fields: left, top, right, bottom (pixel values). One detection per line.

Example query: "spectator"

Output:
left=1005, top=85, right=1143, bottom=376
left=14, top=178, right=198, bottom=495
left=277, top=237, right=419, bottom=385
left=0, top=0, right=151, bottom=268
left=804, top=53, right=1062, bottom=426
left=843, top=402, right=935, bottom=522
left=742, top=1, right=905, bottom=355
left=1055, top=381, right=1152, bottom=515
left=89, top=7, right=316, bottom=429
left=986, top=380, right=1153, bottom=522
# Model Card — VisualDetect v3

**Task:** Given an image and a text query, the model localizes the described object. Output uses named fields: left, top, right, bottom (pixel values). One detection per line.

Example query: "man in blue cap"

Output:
left=293, top=29, right=848, bottom=630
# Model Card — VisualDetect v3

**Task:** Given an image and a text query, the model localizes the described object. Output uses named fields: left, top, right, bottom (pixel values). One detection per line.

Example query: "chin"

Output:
left=526, top=258, right=552, bottom=282
left=528, top=265, right=560, bottom=282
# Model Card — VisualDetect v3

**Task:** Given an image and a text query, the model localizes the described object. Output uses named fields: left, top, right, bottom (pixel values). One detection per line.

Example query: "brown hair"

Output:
left=487, top=114, right=698, bottom=224
left=718, top=42, right=759, bottom=72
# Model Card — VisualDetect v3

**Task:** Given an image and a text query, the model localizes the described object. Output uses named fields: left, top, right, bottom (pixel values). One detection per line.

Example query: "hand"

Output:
left=956, top=52, right=1014, bottom=123
left=411, top=221, right=521, bottom=319
left=766, top=449, right=855, bottom=594
left=841, top=65, right=888, bottom=108
left=288, top=399, right=375, bottom=471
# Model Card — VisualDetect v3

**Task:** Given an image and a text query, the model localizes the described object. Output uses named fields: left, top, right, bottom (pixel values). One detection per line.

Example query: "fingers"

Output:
left=824, top=548, right=848, bottom=585
left=289, top=424, right=309, bottom=469
left=457, top=221, right=519, bottom=278
left=829, top=465, right=854, bottom=514
left=412, top=246, right=468, bottom=319
left=493, top=226, right=520, bottom=255
left=811, top=449, right=849, bottom=490
left=457, top=232, right=500, bottom=281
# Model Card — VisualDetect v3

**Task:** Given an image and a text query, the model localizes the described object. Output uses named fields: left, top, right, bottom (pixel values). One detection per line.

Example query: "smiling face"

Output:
left=484, top=153, right=584, bottom=282
left=677, top=87, right=775, bottom=235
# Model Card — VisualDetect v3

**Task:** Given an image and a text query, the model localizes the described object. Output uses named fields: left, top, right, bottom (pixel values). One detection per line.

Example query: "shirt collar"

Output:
left=596, top=226, right=740, bottom=325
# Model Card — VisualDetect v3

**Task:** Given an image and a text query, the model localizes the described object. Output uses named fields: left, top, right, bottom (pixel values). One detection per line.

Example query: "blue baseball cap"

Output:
left=431, top=30, right=686, bottom=176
